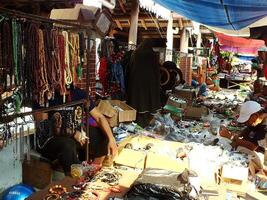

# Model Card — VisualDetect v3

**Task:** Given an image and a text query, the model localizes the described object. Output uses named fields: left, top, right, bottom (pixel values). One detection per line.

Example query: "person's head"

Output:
left=211, top=73, right=218, bottom=80
left=237, top=101, right=263, bottom=126
left=192, top=72, right=198, bottom=81
left=251, top=58, right=258, bottom=64
left=210, top=73, right=220, bottom=87
left=251, top=59, right=259, bottom=70
left=258, top=46, right=267, bottom=63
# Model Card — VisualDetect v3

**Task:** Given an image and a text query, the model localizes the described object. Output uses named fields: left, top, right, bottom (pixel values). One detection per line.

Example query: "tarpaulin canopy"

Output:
left=215, top=32, right=265, bottom=48
left=220, top=45, right=259, bottom=55
left=215, top=32, right=264, bottom=55
left=154, top=0, right=267, bottom=30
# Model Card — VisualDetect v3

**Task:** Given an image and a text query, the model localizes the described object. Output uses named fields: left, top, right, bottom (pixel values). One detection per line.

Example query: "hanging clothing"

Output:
left=99, top=57, right=108, bottom=92
left=111, top=60, right=125, bottom=93
left=127, top=39, right=161, bottom=113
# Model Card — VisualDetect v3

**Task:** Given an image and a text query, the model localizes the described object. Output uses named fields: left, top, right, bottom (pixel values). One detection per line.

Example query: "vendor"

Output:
left=251, top=58, right=263, bottom=80
left=220, top=101, right=267, bottom=153
left=191, top=72, right=208, bottom=98
left=192, top=72, right=220, bottom=99
left=35, top=87, right=118, bottom=175
left=206, top=73, right=220, bottom=91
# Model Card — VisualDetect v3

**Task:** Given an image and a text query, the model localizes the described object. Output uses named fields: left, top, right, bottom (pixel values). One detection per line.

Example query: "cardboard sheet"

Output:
left=115, top=135, right=187, bottom=172
left=27, top=169, right=140, bottom=200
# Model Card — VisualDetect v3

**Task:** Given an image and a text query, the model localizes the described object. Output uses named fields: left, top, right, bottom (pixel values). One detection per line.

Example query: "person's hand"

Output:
left=107, top=138, right=118, bottom=157
left=219, top=126, right=232, bottom=139
left=74, top=131, right=88, bottom=146
left=231, top=136, right=239, bottom=149
left=233, top=138, right=258, bottom=151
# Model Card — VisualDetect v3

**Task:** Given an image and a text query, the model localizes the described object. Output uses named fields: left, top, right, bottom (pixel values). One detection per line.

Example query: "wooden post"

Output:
left=196, top=24, right=202, bottom=48
left=85, top=37, right=90, bottom=161
left=180, top=28, right=189, bottom=53
left=128, top=0, right=139, bottom=46
left=165, top=13, right=173, bottom=61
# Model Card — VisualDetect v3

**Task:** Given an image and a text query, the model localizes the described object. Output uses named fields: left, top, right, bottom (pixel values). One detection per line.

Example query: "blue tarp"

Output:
left=154, top=0, right=267, bottom=30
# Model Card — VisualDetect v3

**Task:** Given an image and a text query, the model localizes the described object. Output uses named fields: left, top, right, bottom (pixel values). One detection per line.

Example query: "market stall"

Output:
left=1, top=1, right=267, bottom=200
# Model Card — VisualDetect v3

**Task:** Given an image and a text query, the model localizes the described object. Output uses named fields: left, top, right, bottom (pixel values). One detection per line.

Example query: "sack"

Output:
left=125, top=168, right=199, bottom=200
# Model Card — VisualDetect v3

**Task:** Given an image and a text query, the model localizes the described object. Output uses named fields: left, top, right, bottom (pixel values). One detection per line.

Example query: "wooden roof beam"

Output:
left=140, top=19, right=147, bottom=30
left=115, top=19, right=123, bottom=30
left=113, top=15, right=168, bottom=21
left=178, top=18, right=184, bottom=30
left=110, top=29, right=128, bottom=36
left=152, top=18, right=160, bottom=30
left=118, top=0, right=126, bottom=13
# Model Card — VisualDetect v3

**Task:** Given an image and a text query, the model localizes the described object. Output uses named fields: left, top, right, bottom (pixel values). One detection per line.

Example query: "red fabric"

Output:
left=264, top=64, right=267, bottom=80
left=215, top=32, right=265, bottom=48
left=220, top=45, right=260, bottom=55
left=99, top=57, right=108, bottom=92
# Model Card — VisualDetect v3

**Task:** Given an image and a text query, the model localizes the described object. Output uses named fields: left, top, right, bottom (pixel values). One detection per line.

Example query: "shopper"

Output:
left=191, top=72, right=208, bottom=98
left=35, top=87, right=118, bottom=175
left=126, top=39, right=161, bottom=127
left=220, top=101, right=267, bottom=153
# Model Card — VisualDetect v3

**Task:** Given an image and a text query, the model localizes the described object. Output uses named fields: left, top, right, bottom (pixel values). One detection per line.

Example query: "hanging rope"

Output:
left=78, top=32, right=85, bottom=81
left=58, top=32, right=67, bottom=102
left=51, top=29, right=62, bottom=92
left=62, top=31, right=72, bottom=87
left=69, top=33, right=80, bottom=86
left=12, top=19, right=19, bottom=85
left=17, top=20, right=22, bottom=85
left=0, top=20, right=3, bottom=90
left=2, top=20, right=13, bottom=89
left=24, top=22, right=36, bottom=103
left=37, top=28, right=50, bottom=106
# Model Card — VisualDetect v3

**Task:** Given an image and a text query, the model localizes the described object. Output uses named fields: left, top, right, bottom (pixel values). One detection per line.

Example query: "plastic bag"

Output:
left=125, top=168, right=198, bottom=200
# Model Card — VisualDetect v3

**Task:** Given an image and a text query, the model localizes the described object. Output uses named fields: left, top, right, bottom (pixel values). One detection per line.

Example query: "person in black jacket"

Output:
left=220, top=101, right=267, bottom=153
left=35, top=87, right=118, bottom=175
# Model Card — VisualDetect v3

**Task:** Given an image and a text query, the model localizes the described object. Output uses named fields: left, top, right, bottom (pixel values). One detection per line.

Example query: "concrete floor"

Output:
left=0, top=142, right=22, bottom=194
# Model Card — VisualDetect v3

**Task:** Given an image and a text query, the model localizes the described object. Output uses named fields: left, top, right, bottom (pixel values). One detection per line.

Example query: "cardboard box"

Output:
left=22, top=159, right=52, bottom=189
left=166, top=95, right=187, bottom=109
left=184, top=106, right=208, bottom=120
left=146, top=152, right=187, bottom=173
left=173, top=88, right=196, bottom=105
left=163, top=104, right=183, bottom=117
left=114, top=148, right=146, bottom=169
left=50, top=4, right=97, bottom=23
left=97, top=100, right=137, bottom=127
left=221, top=165, right=248, bottom=182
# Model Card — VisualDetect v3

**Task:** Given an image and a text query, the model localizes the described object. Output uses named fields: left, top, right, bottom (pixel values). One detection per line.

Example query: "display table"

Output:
left=27, top=169, right=140, bottom=200
left=218, top=74, right=254, bottom=89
